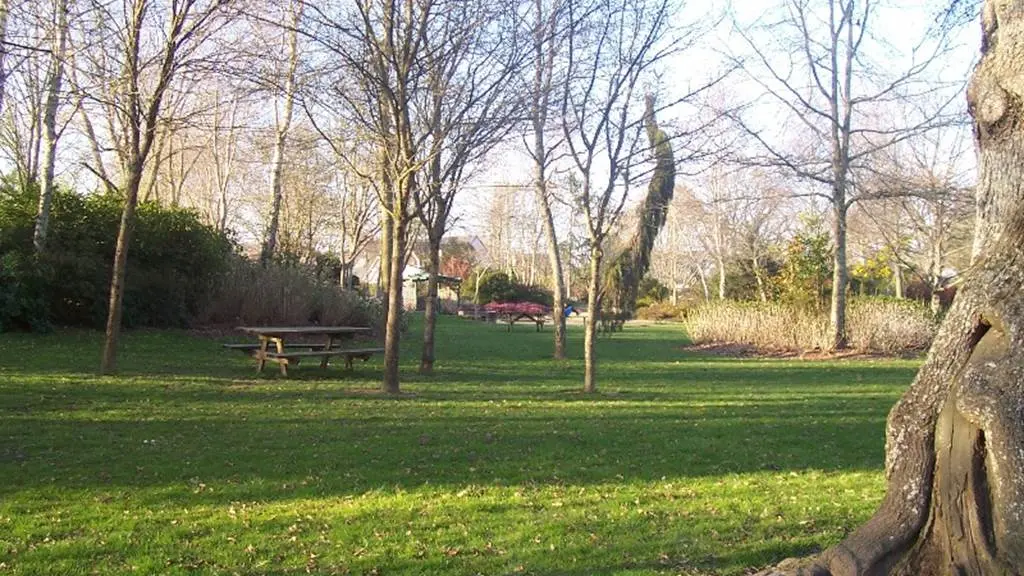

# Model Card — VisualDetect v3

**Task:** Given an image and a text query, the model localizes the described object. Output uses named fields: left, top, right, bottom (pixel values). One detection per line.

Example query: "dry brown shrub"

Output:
left=683, top=299, right=937, bottom=354
left=195, top=258, right=385, bottom=334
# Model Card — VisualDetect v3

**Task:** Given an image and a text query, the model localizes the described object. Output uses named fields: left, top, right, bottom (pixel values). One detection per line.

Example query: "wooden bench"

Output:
left=262, top=347, right=385, bottom=372
left=223, top=343, right=326, bottom=354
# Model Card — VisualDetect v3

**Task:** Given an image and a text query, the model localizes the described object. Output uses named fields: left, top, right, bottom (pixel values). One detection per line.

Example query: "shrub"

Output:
left=0, top=179, right=234, bottom=331
left=847, top=298, right=937, bottom=353
left=635, top=301, right=689, bottom=321
left=474, top=271, right=553, bottom=307
left=684, top=301, right=832, bottom=351
left=682, top=298, right=937, bottom=354
left=636, top=276, right=669, bottom=308
left=197, top=257, right=388, bottom=336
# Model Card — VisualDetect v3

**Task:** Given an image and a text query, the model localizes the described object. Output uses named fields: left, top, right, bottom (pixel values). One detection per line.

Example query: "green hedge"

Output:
left=473, top=271, right=553, bottom=307
left=0, top=180, right=233, bottom=331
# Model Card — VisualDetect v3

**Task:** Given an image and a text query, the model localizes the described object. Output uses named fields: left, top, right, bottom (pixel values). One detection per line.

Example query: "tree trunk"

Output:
left=583, top=245, right=602, bottom=393
left=382, top=214, right=406, bottom=394
left=537, top=180, right=568, bottom=359
left=379, top=186, right=393, bottom=296
left=100, top=164, right=143, bottom=374
left=717, top=257, right=727, bottom=300
left=261, top=117, right=291, bottom=263
left=260, top=1, right=302, bottom=264
left=753, top=255, right=768, bottom=303
left=829, top=201, right=849, bottom=350
left=930, top=228, right=945, bottom=315
left=697, top=265, right=710, bottom=302
left=420, top=236, right=441, bottom=374
left=33, top=0, right=69, bottom=253
left=760, top=3, right=1024, bottom=573
left=893, top=261, right=904, bottom=299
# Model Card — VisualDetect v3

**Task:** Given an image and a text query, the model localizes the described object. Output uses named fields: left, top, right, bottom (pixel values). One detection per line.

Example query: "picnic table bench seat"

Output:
left=262, top=347, right=385, bottom=369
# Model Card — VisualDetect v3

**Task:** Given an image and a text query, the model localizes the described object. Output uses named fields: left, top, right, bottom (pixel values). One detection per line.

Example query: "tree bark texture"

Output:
left=536, top=161, right=568, bottom=360
left=382, top=214, right=406, bottom=394
left=33, top=0, right=69, bottom=253
left=420, top=238, right=441, bottom=374
left=759, top=3, right=1024, bottom=574
left=829, top=201, right=849, bottom=350
left=583, top=245, right=602, bottom=394
left=100, top=165, right=143, bottom=374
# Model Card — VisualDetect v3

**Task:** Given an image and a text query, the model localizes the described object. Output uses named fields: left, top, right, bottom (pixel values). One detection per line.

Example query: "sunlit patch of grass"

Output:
left=0, top=316, right=917, bottom=575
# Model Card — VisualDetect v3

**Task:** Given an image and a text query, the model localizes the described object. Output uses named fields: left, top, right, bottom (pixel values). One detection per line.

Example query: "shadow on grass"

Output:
left=2, top=386, right=892, bottom=504
left=1, top=318, right=912, bottom=508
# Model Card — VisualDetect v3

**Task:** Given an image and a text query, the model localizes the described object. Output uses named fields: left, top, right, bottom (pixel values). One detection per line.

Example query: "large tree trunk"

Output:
left=759, top=3, right=1024, bottom=574
left=382, top=214, right=406, bottom=394
left=419, top=236, right=441, bottom=374
left=829, top=200, right=849, bottom=350
left=583, top=245, right=602, bottom=394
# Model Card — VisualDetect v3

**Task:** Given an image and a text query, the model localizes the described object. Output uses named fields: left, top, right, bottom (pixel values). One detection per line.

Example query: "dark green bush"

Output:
left=474, top=271, right=553, bottom=307
left=0, top=179, right=233, bottom=331
left=636, top=276, right=670, bottom=308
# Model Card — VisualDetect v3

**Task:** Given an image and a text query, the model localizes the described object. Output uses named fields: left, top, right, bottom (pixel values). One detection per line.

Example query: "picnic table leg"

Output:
left=320, top=336, right=335, bottom=369
left=256, top=336, right=269, bottom=372
left=272, top=337, right=288, bottom=376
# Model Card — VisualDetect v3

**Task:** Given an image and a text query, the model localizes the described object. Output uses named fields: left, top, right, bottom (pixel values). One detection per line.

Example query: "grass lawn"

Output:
left=0, top=315, right=920, bottom=575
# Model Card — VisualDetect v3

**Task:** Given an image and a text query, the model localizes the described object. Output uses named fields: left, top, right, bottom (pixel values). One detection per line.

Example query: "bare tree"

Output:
left=854, top=128, right=974, bottom=312
left=31, top=0, right=70, bottom=253
left=729, top=0, right=962, bottom=349
left=759, top=2, right=1024, bottom=574
left=560, top=0, right=678, bottom=393
left=524, top=0, right=572, bottom=359
left=260, top=0, right=303, bottom=263
left=304, top=0, right=453, bottom=393
left=93, top=0, right=234, bottom=374
left=415, top=1, right=526, bottom=374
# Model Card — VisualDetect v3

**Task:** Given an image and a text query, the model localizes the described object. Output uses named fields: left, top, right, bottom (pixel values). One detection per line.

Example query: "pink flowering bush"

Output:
left=483, top=302, right=549, bottom=316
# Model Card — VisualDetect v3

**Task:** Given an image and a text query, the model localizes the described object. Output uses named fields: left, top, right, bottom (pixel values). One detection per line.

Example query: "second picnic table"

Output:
left=230, top=326, right=380, bottom=376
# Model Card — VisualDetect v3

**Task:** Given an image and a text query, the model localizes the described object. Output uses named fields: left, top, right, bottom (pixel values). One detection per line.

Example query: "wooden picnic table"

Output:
left=500, top=312, right=547, bottom=332
left=232, top=326, right=379, bottom=376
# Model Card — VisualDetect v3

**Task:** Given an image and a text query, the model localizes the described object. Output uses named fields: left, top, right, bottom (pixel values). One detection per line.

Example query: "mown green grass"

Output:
left=0, top=316, right=919, bottom=575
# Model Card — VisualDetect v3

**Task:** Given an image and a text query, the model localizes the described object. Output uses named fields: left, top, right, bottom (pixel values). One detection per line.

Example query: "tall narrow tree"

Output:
left=32, top=0, right=70, bottom=253
left=97, top=0, right=232, bottom=374
left=260, top=0, right=304, bottom=264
